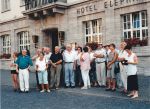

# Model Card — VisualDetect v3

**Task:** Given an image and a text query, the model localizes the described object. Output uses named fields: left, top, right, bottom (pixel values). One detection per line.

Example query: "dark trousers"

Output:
left=35, top=71, right=41, bottom=89
left=47, top=66, right=51, bottom=86
left=89, top=61, right=96, bottom=85
left=75, top=65, right=83, bottom=87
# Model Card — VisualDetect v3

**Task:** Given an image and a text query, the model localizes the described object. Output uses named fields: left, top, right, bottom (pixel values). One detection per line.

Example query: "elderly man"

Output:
left=49, top=46, right=63, bottom=89
left=94, top=44, right=106, bottom=87
left=44, top=47, right=52, bottom=85
left=63, top=44, right=76, bottom=88
left=16, top=49, right=33, bottom=93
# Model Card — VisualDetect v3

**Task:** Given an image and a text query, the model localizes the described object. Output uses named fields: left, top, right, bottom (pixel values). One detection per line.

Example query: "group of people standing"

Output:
left=10, top=41, right=139, bottom=99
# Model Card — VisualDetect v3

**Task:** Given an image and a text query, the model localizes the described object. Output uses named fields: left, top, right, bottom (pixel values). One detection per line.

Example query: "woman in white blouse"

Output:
left=124, top=44, right=139, bottom=99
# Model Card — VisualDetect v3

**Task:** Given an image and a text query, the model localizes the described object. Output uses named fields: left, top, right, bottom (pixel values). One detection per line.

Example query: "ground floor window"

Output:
left=84, top=19, right=102, bottom=44
left=17, top=31, right=30, bottom=52
left=2, top=34, right=11, bottom=54
left=122, top=11, right=148, bottom=46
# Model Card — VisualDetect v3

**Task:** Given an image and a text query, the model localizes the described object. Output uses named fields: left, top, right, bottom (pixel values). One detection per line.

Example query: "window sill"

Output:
left=0, top=59, right=11, bottom=61
left=1, top=9, right=11, bottom=13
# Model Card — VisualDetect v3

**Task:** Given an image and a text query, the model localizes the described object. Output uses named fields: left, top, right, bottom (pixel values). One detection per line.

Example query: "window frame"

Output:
left=122, top=11, right=148, bottom=40
left=84, top=19, right=103, bottom=44
left=1, top=0, right=10, bottom=13
left=17, top=31, right=30, bottom=52
left=1, top=34, right=11, bottom=54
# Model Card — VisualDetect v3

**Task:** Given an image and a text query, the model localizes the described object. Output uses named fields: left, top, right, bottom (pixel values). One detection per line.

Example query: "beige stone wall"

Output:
left=0, top=0, right=25, bottom=22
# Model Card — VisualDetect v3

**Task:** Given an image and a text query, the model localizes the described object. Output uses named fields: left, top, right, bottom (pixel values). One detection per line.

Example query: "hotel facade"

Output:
left=0, top=0, right=150, bottom=75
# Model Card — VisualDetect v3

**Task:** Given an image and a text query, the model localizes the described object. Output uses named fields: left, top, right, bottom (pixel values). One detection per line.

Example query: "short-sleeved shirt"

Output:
left=125, top=53, right=138, bottom=76
left=80, top=52, right=91, bottom=70
left=35, top=58, right=47, bottom=71
left=50, top=53, right=63, bottom=63
left=94, top=48, right=106, bottom=62
left=16, top=55, right=33, bottom=69
left=63, top=50, right=76, bottom=62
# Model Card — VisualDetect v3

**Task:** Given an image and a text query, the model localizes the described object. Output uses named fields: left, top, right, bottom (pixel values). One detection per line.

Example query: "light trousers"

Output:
left=19, top=69, right=29, bottom=91
left=81, top=69, right=90, bottom=87
left=119, top=63, right=127, bottom=90
left=96, top=63, right=106, bottom=86
left=65, top=63, right=75, bottom=86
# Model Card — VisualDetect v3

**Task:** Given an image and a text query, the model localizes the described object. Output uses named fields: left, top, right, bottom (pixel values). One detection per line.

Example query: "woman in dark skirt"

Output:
left=10, top=52, right=19, bottom=92
left=124, top=44, right=139, bottom=99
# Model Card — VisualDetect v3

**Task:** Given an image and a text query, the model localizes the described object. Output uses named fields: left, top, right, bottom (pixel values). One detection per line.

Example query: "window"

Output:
left=17, top=31, right=30, bottom=52
left=1, top=0, right=10, bottom=12
left=2, top=35, right=11, bottom=54
left=84, top=19, right=102, bottom=44
left=20, top=0, right=25, bottom=6
left=122, top=11, right=148, bottom=40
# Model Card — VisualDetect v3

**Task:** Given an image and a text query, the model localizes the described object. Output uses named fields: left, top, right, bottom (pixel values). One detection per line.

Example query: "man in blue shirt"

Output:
left=16, top=49, right=33, bottom=93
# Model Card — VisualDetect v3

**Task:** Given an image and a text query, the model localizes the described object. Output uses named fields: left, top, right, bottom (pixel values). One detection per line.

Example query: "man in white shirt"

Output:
left=44, top=47, right=52, bottom=85
left=63, top=44, right=76, bottom=88
left=94, top=44, right=106, bottom=87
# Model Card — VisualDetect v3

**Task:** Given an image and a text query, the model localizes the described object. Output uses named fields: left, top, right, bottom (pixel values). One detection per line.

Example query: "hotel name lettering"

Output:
left=77, top=4, right=98, bottom=16
left=77, top=0, right=141, bottom=16
left=104, top=0, right=141, bottom=8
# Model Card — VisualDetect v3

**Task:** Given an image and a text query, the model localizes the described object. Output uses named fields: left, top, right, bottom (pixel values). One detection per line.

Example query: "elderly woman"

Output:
left=124, top=44, right=139, bottom=99
left=35, top=52, right=50, bottom=93
left=80, top=46, right=91, bottom=89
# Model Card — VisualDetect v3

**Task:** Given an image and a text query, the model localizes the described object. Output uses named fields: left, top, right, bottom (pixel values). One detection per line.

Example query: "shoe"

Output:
left=25, top=91, right=29, bottom=93
left=65, top=86, right=70, bottom=88
left=111, top=89, right=116, bottom=92
left=88, top=85, right=91, bottom=88
left=40, top=90, right=45, bottom=93
left=19, top=90, right=24, bottom=93
left=46, top=90, right=51, bottom=93
left=56, top=87, right=59, bottom=90
left=131, top=94, right=138, bottom=99
left=13, top=89, right=17, bottom=92
left=101, top=85, right=106, bottom=88
left=105, top=88, right=111, bottom=91
left=71, top=86, right=75, bottom=88
left=127, top=93, right=134, bottom=97
left=81, top=87, right=88, bottom=89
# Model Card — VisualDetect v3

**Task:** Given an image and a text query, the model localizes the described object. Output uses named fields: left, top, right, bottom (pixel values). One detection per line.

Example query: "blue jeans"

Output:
left=38, top=70, right=48, bottom=84
left=65, top=63, right=75, bottom=86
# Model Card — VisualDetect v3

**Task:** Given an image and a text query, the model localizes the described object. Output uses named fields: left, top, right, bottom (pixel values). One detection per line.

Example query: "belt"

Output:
left=19, top=68, right=28, bottom=70
left=65, top=62, right=74, bottom=63
left=96, top=61, right=105, bottom=64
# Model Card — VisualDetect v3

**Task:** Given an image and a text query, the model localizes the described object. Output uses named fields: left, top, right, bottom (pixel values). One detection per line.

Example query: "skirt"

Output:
left=127, top=75, right=138, bottom=91
left=11, top=70, right=18, bottom=74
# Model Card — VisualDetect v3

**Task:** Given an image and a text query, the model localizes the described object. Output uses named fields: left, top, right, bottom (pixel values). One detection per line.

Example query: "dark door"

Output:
left=51, top=29, right=58, bottom=53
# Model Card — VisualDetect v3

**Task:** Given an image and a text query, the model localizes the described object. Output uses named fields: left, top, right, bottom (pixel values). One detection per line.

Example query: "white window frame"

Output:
left=2, top=34, right=11, bottom=54
left=1, top=0, right=10, bottom=12
left=84, top=19, right=103, bottom=44
left=122, top=11, right=148, bottom=40
left=18, top=31, right=30, bottom=52
left=20, top=0, right=25, bottom=6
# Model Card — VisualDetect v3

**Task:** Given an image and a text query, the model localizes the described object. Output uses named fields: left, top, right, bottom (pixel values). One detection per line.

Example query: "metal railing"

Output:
left=25, top=0, right=59, bottom=10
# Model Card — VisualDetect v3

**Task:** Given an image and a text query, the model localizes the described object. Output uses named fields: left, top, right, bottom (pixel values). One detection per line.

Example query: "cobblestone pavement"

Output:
left=1, top=70, right=150, bottom=109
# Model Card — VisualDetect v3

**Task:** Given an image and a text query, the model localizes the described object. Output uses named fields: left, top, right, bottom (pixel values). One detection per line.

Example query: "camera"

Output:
left=121, top=60, right=128, bottom=65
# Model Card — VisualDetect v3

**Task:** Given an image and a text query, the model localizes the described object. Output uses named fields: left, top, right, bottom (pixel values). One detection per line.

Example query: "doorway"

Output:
left=43, top=28, right=59, bottom=52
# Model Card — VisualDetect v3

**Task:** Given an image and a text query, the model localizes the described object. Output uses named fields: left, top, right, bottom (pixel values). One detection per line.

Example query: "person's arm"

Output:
left=108, top=52, right=118, bottom=66
left=15, top=57, right=19, bottom=73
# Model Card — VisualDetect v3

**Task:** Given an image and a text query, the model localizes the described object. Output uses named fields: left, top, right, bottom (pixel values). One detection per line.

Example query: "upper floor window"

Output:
left=122, top=11, right=148, bottom=40
left=17, top=31, right=30, bottom=52
left=1, top=0, right=10, bottom=12
left=84, top=19, right=102, bottom=44
left=20, top=0, right=25, bottom=6
left=1, top=34, right=11, bottom=54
